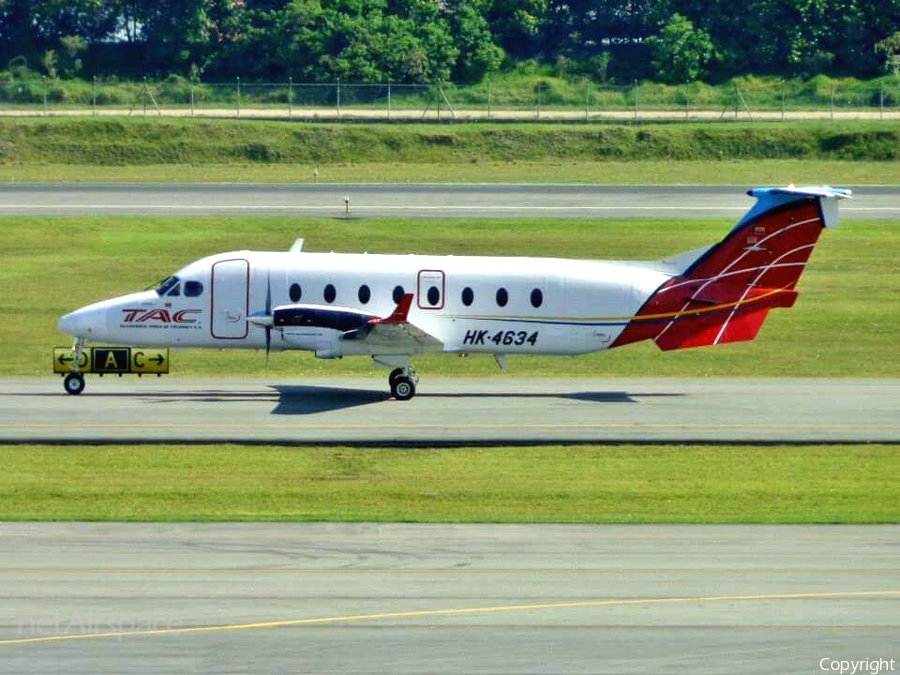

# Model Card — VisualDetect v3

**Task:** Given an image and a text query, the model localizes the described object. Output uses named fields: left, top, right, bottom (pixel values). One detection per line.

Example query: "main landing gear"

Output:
left=388, top=367, right=418, bottom=401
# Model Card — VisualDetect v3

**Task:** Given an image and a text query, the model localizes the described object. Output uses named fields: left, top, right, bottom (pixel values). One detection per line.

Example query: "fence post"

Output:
left=387, top=82, right=391, bottom=120
left=190, top=81, right=195, bottom=118
left=92, top=76, right=97, bottom=116
left=585, top=79, right=589, bottom=121
left=288, top=77, right=293, bottom=120
left=487, top=77, right=492, bottom=120
left=236, top=77, right=241, bottom=119
left=633, top=80, right=638, bottom=121
left=42, top=76, right=47, bottom=116
left=830, top=83, right=834, bottom=120
left=536, top=82, right=541, bottom=120
left=734, top=83, right=739, bottom=120
left=336, top=77, right=341, bottom=117
left=143, top=76, right=148, bottom=116
left=880, top=83, right=884, bottom=121
left=781, top=80, right=785, bottom=122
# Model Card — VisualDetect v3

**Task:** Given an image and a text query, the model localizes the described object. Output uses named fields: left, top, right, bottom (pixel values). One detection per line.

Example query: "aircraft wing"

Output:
left=343, top=294, right=443, bottom=350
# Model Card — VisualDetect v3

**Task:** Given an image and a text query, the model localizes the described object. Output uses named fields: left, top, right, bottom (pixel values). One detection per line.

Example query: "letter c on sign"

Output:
left=133, top=351, right=145, bottom=368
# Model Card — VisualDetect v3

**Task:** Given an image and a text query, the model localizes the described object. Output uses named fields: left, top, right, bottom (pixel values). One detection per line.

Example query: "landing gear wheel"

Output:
left=390, top=375, right=416, bottom=401
left=64, top=373, right=85, bottom=395
left=388, top=368, right=405, bottom=386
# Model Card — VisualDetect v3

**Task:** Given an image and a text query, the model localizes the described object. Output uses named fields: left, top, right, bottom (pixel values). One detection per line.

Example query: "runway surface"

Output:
left=0, top=184, right=895, bottom=218
left=0, top=523, right=897, bottom=674
left=2, top=377, right=898, bottom=445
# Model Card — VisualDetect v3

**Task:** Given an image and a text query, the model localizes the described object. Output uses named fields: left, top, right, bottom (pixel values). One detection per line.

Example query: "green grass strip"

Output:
left=1, top=444, right=896, bottom=523
left=1, top=119, right=899, bottom=166
left=1, top=159, right=898, bottom=185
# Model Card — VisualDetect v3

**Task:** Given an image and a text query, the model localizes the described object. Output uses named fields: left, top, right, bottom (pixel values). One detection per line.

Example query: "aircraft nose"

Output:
left=58, top=306, right=106, bottom=337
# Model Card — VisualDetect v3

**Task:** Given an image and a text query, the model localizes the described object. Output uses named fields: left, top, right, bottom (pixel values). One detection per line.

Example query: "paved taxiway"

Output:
left=1, top=377, right=898, bottom=444
left=0, top=184, right=895, bottom=218
left=0, top=523, right=897, bottom=674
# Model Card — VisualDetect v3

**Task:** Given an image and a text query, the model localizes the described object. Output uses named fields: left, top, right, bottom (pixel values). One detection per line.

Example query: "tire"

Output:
left=64, top=373, right=85, bottom=395
left=388, top=368, right=405, bottom=385
left=390, top=375, right=416, bottom=401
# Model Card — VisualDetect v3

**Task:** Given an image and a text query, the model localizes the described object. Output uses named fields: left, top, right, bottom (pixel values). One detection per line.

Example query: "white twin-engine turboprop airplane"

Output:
left=58, top=186, right=850, bottom=398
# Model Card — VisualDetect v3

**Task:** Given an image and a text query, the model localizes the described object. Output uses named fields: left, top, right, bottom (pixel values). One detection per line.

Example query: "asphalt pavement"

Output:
left=2, top=377, right=898, bottom=445
left=1, top=523, right=897, bottom=674
left=0, top=184, right=894, bottom=218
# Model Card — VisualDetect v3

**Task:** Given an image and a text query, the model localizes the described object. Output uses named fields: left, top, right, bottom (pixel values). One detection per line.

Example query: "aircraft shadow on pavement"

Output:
left=271, top=385, right=389, bottom=415
left=31, top=385, right=682, bottom=414
left=269, top=386, right=683, bottom=415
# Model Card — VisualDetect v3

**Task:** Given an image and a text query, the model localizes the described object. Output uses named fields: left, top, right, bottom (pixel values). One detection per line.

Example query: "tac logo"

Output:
left=122, top=308, right=202, bottom=324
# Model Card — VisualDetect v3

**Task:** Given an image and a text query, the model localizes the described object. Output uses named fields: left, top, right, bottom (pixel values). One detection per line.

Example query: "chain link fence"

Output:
left=1, top=77, right=898, bottom=121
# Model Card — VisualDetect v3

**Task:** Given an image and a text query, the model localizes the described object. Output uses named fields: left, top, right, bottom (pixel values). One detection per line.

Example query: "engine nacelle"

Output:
left=280, top=327, right=343, bottom=358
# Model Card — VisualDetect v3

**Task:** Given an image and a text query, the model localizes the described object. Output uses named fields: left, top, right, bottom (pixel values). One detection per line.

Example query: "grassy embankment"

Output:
left=0, top=118, right=899, bottom=184
left=2, top=72, right=897, bottom=111
left=1, top=444, right=897, bottom=522
left=1, top=215, right=897, bottom=378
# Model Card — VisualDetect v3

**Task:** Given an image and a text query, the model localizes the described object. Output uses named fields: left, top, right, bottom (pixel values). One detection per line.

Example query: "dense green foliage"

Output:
left=2, top=444, right=897, bottom=522
left=1, top=1, right=899, bottom=84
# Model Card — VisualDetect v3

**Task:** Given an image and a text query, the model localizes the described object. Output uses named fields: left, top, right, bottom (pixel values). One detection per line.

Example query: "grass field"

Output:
left=1, top=118, right=899, bottom=167
left=0, top=444, right=896, bottom=522
left=1, top=159, right=898, bottom=185
left=2, top=118, right=898, bottom=185
left=2, top=214, right=897, bottom=378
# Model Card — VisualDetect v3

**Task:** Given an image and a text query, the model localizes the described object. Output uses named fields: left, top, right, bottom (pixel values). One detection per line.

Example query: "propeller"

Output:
left=247, top=271, right=274, bottom=364
left=263, top=271, right=272, bottom=364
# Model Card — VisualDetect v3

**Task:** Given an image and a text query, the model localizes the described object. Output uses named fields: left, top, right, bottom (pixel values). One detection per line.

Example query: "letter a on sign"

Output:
left=105, top=351, right=120, bottom=369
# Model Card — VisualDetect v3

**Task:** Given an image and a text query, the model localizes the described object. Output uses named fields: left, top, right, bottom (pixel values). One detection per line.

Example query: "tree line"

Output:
left=1, top=1, right=899, bottom=85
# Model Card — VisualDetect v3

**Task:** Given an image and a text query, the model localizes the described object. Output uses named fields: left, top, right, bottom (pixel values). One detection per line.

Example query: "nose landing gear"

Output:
left=64, top=338, right=87, bottom=395
left=64, top=373, right=86, bottom=395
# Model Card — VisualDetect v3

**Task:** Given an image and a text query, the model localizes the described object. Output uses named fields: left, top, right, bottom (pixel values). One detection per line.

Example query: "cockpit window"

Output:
left=167, top=283, right=181, bottom=297
left=156, top=276, right=180, bottom=296
left=184, top=281, right=204, bottom=297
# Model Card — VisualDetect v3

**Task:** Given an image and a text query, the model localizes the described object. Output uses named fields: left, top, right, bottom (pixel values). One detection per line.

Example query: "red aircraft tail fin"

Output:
left=612, top=186, right=849, bottom=351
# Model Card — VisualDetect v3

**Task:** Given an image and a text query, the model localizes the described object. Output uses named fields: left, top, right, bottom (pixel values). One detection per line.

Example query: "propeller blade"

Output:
left=265, top=271, right=272, bottom=364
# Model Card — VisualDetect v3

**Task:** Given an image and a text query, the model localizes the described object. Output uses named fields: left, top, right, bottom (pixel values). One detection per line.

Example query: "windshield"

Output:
left=155, top=275, right=180, bottom=296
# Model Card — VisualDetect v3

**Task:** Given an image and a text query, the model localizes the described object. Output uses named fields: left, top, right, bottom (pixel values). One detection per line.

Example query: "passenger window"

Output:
left=324, top=284, right=336, bottom=303
left=496, top=288, right=508, bottom=307
left=461, top=287, right=474, bottom=307
left=167, top=283, right=181, bottom=297
left=184, top=281, right=203, bottom=297
left=393, top=285, right=405, bottom=304
left=427, top=286, right=440, bottom=307
left=530, top=288, right=543, bottom=308
left=358, top=285, right=371, bottom=304
left=289, top=283, right=302, bottom=303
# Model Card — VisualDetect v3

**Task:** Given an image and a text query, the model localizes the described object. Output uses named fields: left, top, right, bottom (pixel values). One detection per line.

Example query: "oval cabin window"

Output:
left=496, top=288, right=508, bottom=307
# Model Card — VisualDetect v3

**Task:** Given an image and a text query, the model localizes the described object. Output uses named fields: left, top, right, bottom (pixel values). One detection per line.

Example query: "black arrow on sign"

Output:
left=58, top=354, right=74, bottom=365
left=150, top=354, right=165, bottom=366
